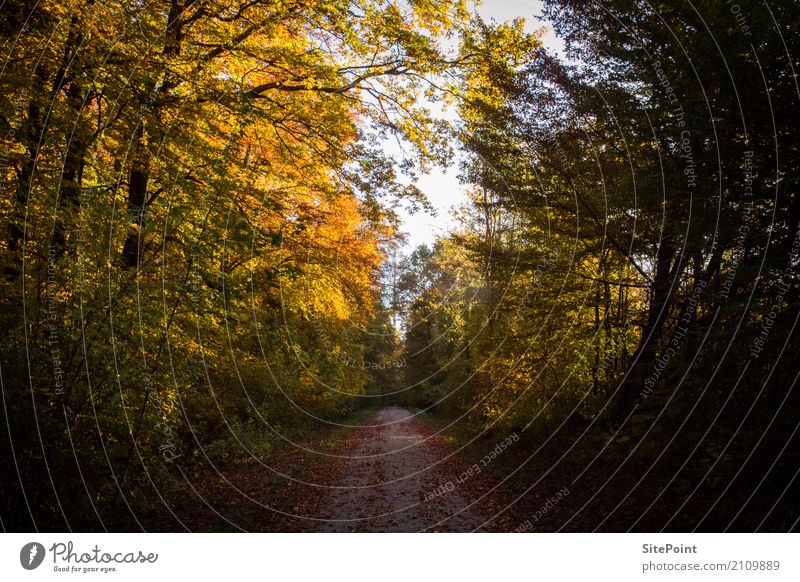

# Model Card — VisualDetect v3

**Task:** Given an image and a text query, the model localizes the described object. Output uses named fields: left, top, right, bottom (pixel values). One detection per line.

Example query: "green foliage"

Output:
left=399, top=1, right=800, bottom=453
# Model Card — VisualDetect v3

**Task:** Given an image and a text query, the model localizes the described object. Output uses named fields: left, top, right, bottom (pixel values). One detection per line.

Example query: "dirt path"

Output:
left=298, top=407, right=512, bottom=532
left=166, top=406, right=521, bottom=532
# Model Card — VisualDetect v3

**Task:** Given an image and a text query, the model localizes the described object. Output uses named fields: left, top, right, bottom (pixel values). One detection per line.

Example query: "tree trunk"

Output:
left=616, top=240, right=682, bottom=414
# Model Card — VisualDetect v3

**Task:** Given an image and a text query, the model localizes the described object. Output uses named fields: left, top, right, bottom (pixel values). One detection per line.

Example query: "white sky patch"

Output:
left=394, top=0, right=565, bottom=251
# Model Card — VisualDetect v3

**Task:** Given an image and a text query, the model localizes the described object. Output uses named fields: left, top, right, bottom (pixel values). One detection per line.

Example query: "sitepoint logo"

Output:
left=20, top=542, right=46, bottom=570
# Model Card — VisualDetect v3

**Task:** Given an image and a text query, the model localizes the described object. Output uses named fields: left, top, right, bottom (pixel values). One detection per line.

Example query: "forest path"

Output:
left=301, top=406, right=508, bottom=532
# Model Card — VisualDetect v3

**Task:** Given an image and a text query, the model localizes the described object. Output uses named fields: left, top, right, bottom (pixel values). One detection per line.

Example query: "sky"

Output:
left=395, top=0, right=565, bottom=251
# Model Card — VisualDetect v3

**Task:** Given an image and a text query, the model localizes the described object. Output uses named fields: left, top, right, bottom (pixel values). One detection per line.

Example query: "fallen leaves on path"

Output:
left=164, top=407, right=521, bottom=532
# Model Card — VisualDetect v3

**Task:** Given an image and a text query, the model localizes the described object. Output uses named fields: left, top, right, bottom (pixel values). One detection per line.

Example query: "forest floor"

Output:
left=153, top=405, right=800, bottom=532
left=163, top=407, right=524, bottom=531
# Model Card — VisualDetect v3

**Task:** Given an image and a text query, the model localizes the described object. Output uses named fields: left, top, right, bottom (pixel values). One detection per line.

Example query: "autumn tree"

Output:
left=0, top=0, right=473, bottom=530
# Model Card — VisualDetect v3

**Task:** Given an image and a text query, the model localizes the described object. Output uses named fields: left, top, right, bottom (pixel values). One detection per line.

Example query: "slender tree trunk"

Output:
left=616, top=240, right=682, bottom=414
left=120, top=0, right=184, bottom=269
